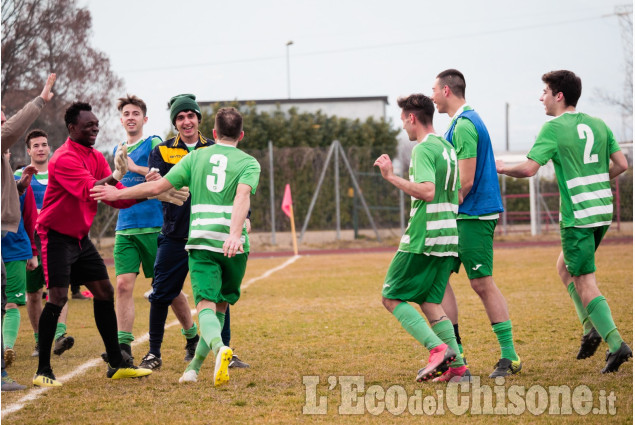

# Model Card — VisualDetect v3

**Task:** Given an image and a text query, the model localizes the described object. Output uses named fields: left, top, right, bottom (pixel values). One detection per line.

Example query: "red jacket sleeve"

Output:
left=22, top=186, right=38, bottom=256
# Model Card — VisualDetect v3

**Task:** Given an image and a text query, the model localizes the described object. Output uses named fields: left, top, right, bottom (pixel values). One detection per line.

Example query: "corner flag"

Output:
left=281, top=184, right=298, bottom=256
left=282, top=183, right=293, bottom=218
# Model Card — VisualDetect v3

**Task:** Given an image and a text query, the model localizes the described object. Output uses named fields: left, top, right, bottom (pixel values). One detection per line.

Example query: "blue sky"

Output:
left=84, top=0, right=631, bottom=152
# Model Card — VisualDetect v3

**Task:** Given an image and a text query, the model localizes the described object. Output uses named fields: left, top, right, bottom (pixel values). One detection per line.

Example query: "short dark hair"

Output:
left=397, top=94, right=435, bottom=126
left=25, top=129, right=48, bottom=148
left=215, top=107, right=243, bottom=140
left=542, top=70, right=582, bottom=107
left=64, top=102, right=92, bottom=129
left=117, top=94, right=147, bottom=116
left=436, top=69, right=466, bottom=99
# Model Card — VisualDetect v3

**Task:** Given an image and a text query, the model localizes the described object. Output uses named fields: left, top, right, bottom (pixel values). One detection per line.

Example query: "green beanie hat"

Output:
left=169, top=94, right=201, bottom=125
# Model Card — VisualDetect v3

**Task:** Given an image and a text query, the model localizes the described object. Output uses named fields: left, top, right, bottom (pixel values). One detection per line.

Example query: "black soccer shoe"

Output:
left=601, top=342, right=632, bottom=373
left=576, top=328, right=602, bottom=360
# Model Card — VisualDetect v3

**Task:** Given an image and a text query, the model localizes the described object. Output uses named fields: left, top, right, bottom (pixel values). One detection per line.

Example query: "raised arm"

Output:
left=1, top=74, right=56, bottom=152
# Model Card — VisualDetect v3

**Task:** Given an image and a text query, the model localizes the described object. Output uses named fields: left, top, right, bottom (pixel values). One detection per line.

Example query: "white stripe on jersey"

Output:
left=566, top=173, right=609, bottom=189
left=570, top=189, right=613, bottom=204
left=189, top=230, right=245, bottom=244
left=185, top=244, right=247, bottom=254
left=400, top=234, right=410, bottom=244
left=573, top=205, right=613, bottom=219
left=409, top=207, right=417, bottom=217
left=191, top=217, right=232, bottom=227
left=191, top=204, right=233, bottom=214
left=425, top=236, right=459, bottom=246
left=574, top=221, right=612, bottom=228
left=426, top=219, right=457, bottom=230
left=426, top=203, right=458, bottom=214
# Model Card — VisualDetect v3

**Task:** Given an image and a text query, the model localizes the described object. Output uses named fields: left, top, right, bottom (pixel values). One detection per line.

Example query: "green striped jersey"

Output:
left=399, top=134, right=460, bottom=256
left=164, top=143, right=261, bottom=253
left=527, top=112, right=621, bottom=228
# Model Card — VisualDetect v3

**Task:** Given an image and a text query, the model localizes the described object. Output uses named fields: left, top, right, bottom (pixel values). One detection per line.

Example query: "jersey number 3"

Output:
left=207, top=154, right=228, bottom=192
left=577, top=124, right=598, bottom=164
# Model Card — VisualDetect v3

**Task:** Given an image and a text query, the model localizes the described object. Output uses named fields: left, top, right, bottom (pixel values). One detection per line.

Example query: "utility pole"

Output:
left=286, top=41, right=294, bottom=99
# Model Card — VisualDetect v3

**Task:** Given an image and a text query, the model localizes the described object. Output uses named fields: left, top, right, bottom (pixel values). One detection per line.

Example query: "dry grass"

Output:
left=1, top=242, right=632, bottom=424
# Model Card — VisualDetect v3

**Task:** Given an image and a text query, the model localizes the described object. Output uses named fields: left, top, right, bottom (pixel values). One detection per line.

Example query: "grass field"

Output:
left=1, top=241, right=632, bottom=424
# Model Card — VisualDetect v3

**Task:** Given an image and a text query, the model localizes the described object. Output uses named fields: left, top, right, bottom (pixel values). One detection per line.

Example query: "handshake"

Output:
left=149, top=186, right=190, bottom=206
left=106, top=143, right=190, bottom=207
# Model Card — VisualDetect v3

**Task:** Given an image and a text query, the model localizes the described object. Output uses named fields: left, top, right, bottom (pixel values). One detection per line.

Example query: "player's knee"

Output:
left=90, top=280, right=115, bottom=301
left=470, top=277, right=492, bottom=296
left=381, top=296, right=396, bottom=312
left=47, top=289, right=68, bottom=307
left=116, top=274, right=135, bottom=296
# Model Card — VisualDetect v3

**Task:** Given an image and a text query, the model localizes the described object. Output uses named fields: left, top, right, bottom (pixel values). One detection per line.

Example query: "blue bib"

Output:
left=445, top=110, right=504, bottom=216
left=114, top=136, right=164, bottom=231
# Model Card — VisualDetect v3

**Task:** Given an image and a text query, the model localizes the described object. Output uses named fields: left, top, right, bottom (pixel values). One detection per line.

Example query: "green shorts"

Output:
left=561, top=225, right=608, bottom=277
left=113, top=232, right=159, bottom=277
left=454, top=219, right=496, bottom=279
left=26, top=256, right=46, bottom=293
left=5, top=260, right=27, bottom=305
left=382, top=251, right=458, bottom=305
left=188, top=249, right=248, bottom=306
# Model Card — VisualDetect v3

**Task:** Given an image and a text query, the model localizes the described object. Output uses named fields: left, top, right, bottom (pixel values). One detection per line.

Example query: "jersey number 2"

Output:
left=207, top=154, right=228, bottom=192
left=577, top=124, right=598, bottom=164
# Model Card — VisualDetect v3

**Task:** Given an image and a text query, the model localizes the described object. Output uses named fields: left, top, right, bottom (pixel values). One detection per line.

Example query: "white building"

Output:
left=199, top=96, right=389, bottom=122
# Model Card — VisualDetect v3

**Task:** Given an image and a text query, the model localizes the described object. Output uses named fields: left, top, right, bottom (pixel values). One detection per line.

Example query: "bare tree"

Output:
left=1, top=0, right=123, bottom=164
left=595, top=4, right=633, bottom=141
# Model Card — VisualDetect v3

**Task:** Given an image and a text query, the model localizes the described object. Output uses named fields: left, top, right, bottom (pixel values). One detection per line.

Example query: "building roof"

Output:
left=199, top=96, right=389, bottom=107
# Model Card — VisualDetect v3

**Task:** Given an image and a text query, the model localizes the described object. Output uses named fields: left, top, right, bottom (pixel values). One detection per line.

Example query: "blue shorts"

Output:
left=148, top=234, right=188, bottom=304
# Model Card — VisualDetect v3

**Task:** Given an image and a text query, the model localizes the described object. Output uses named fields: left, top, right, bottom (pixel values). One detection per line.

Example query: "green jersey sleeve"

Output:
left=238, top=158, right=261, bottom=195
left=452, top=118, right=478, bottom=160
left=164, top=151, right=192, bottom=189
left=527, top=122, right=557, bottom=166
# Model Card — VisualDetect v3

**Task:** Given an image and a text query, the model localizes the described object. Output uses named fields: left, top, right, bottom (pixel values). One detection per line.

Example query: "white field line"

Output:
left=2, top=255, right=300, bottom=418
left=242, top=255, right=301, bottom=290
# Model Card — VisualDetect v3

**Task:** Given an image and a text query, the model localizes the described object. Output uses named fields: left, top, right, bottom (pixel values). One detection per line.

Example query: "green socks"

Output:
left=117, top=331, right=134, bottom=346
left=54, top=322, right=67, bottom=340
left=34, top=332, right=39, bottom=344
left=186, top=310, right=226, bottom=373
left=199, top=308, right=224, bottom=355
left=392, top=302, right=442, bottom=351
left=181, top=322, right=198, bottom=339
left=492, top=320, right=519, bottom=361
left=432, top=320, right=464, bottom=367
left=586, top=296, right=623, bottom=353
left=567, top=283, right=593, bottom=334
left=2, top=308, right=20, bottom=349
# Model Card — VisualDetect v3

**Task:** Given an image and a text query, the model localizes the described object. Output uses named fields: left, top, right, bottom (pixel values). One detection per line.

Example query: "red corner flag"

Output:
left=281, top=184, right=293, bottom=218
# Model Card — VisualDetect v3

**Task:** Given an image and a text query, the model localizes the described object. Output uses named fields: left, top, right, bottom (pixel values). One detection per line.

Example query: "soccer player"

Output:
left=33, top=101, right=152, bottom=387
left=431, top=69, right=521, bottom=378
left=496, top=70, right=631, bottom=373
left=375, top=94, right=468, bottom=382
left=1, top=154, right=38, bottom=367
left=109, top=95, right=165, bottom=364
left=91, top=106, right=260, bottom=387
left=15, top=129, right=75, bottom=358
left=1, top=73, right=56, bottom=391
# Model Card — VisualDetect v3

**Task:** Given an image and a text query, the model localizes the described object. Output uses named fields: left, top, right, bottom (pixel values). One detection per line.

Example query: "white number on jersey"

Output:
left=577, top=124, right=598, bottom=164
left=441, top=147, right=458, bottom=191
left=207, top=154, right=228, bottom=192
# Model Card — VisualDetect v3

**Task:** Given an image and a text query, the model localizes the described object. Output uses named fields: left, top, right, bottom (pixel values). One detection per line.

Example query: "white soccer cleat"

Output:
left=179, top=369, right=198, bottom=384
